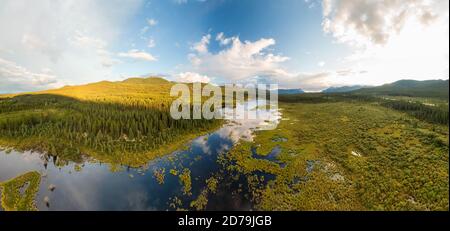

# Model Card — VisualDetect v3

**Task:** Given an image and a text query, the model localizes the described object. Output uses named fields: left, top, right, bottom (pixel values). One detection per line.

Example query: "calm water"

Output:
left=0, top=102, right=281, bottom=211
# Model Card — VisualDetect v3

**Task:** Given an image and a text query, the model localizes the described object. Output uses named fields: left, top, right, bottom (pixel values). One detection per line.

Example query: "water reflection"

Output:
left=0, top=101, right=281, bottom=211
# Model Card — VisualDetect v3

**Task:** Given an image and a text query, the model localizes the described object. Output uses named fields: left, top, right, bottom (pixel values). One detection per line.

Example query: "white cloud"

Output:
left=192, top=34, right=211, bottom=54
left=0, top=58, right=64, bottom=93
left=20, top=33, right=62, bottom=63
left=184, top=32, right=348, bottom=91
left=187, top=30, right=438, bottom=91
left=71, top=32, right=120, bottom=68
left=320, top=0, right=449, bottom=86
left=304, top=0, right=319, bottom=9
left=189, top=33, right=290, bottom=82
left=147, top=38, right=156, bottom=48
left=322, top=0, right=445, bottom=47
left=318, top=61, right=326, bottom=67
left=285, top=72, right=333, bottom=92
left=184, top=33, right=343, bottom=91
left=118, top=49, right=157, bottom=62
left=0, top=0, right=144, bottom=93
left=147, top=18, right=158, bottom=26
left=216, top=32, right=232, bottom=45
left=175, top=72, right=210, bottom=83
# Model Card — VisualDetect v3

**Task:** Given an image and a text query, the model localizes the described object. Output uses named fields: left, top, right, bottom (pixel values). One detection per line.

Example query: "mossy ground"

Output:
left=0, top=171, right=41, bottom=211
left=224, top=101, right=449, bottom=211
left=179, top=168, right=192, bottom=196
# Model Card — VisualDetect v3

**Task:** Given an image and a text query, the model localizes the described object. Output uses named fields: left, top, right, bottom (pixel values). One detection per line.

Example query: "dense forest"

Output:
left=0, top=78, right=222, bottom=167
left=279, top=93, right=449, bottom=125
left=380, top=100, right=448, bottom=125
left=353, top=79, right=449, bottom=99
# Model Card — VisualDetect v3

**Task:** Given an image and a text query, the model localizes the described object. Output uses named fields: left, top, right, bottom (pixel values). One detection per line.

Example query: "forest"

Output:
left=279, top=93, right=449, bottom=125
left=0, top=78, right=222, bottom=167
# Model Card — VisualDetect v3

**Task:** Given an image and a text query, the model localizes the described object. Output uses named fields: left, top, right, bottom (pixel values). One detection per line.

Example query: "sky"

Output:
left=0, top=0, right=448, bottom=93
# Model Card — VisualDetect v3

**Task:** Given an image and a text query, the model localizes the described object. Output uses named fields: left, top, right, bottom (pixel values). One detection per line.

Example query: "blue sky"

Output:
left=114, top=0, right=349, bottom=79
left=0, top=0, right=448, bottom=93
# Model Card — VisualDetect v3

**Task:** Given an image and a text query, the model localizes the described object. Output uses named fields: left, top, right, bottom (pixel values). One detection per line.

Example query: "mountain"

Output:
left=322, top=85, right=367, bottom=93
left=353, top=79, right=449, bottom=99
left=121, top=77, right=171, bottom=85
left=2, top=77, right=176, bottom=104
left=277, top=88, right=305, bottom=95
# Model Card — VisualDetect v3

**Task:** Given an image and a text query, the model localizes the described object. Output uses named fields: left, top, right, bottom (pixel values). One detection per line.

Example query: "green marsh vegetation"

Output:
left=0, top=171, right=41, bottom=211
left=189, top=176, right=219, bottom=210
left=179, top=168, right=192, bottom=196
left=153, top=167, right=166, bottom=184
left=222, top=93, right=449, bottom=210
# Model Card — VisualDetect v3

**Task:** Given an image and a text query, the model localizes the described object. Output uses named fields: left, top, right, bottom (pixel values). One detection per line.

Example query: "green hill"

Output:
left=354, top=79, right=449, bottom=99
left=121, top=77, right=172, bottom=85
left=28, top=77, right=175, bottom=107
left=0, top=77, right=222, bottom=167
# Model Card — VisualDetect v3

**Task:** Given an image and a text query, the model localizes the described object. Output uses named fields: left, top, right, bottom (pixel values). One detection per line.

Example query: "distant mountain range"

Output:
left=277, top=88, right=305, bottom=95
left=4, top=77, right=447, bottom=101
left=322, top=85, right=368, bottom=93
left=353, top=79, right=449, bottom=99
left=276, top=79, right=449, bottom=99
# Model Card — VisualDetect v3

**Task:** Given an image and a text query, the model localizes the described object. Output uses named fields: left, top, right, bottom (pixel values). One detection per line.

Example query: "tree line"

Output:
left=0, top=94, right=221, bottom=163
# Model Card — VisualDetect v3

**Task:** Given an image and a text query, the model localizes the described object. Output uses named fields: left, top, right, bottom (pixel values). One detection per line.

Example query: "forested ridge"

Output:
left=279, top=93, right=449, bottom=125
left=353, top=79, right=449, bottom=99
left=0, top=77, right=222, bottom=167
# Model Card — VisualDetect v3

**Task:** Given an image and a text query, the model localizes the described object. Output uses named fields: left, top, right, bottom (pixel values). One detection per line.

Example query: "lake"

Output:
left=0, top=101, right=281, bottom=211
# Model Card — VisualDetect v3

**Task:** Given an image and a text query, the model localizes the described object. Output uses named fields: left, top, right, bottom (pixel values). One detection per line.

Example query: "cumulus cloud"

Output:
left=0, top=58, right=63, bottom=93
left=184, top=33, right=344, bottom=91
left=175, top=72, right=210, bottom=83
left=320, top=0, right=449, bottom=86
left=183, top=32, right=352, bottom=91
left=192, top=34, right=211, bottom=54
left=189, top=33, right=290, bottom=82
left=216, top=32, right=232, bottom=46
left=0, top=0, right=144, bottom=93
left=322, top=0, right=445, bottom=47
left=118, top=49, right=157, bottom=62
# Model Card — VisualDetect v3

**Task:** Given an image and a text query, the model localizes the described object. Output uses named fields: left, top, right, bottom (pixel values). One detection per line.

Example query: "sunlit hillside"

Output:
left=0, top=77, right=222, bottom=167
left=1, top=77, right=176, bottom=108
